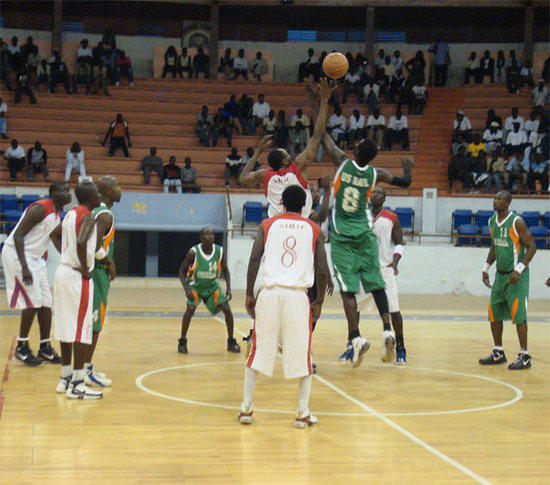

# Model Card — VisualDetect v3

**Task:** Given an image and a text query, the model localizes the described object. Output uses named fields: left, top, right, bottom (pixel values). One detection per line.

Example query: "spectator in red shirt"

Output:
left=115, top=50, right=134, bottom=87
left=162, top=156, right=182, bottom=193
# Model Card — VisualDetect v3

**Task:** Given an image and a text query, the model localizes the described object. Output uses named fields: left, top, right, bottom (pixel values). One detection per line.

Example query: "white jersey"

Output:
left=373, top=208, right=397, bottom=267
left=259, top=212, right=320, bottom=290
left=263, top=162, right=313, bottom=218
left=3, top=198, right=61, bottom=259
left=60, top=205, right=97, bottom=271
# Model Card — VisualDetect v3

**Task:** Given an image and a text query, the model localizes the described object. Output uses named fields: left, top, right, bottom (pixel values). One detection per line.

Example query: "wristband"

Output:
left=482, top=262, right=492, bottom=273
left=393, top=244, right=404, bottom=257
left=95, top=247, right=107, bottom=260
left=514, top=262, right=526, bottom=274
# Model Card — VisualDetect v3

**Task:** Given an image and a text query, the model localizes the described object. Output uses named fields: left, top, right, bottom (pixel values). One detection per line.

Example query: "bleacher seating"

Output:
left=543, top=211, right=550, bottom=230
left=394, top=207, right=415, bottom=235
left=241, top=201, right=263, bottom=233
left=530, top=226, right=548, bottom=249
left=522, top=211, right=541, bottom=228
left=474, top=210, right=493, bottom=229
left=456, top=224, right=478, bottom=246
left=452, top=209, right=473, bottom=233
left=0, top=194, right=19, bottom=213
left=3, top=209, right=22, bottom=234
left=480, top=225, right=491, bottom=247
left=21, top=194, right=40, bottom=210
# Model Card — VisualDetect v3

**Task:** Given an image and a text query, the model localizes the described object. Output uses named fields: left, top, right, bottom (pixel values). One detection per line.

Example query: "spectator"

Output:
left=242, top=146, right=261, bottom=172
left=219, top=48, right=234, bottom=80
left=36, top=59, right=49, bottom=91
left=410, top=80, right=427, bottom=115
left=274, top=110, right=289, bottom=149
left=289, top=121, right=307, bottom=158
left=103, top=46, right=117, bottom=84
left=4, top=139, right=25, bottom=181
left=504, top=153, right=528, bottom=193
left=26, top=45, right=41, bottom=87
left=374, top=66, right=390, bottom=104
left=102, top=28, right=116, bottom=48
left=506, top=49, right=522, bottom=70
left=328, top=105, right=347, bottom=149
left=223, top=94, right=242, bottom=134
left=453, top=111, right=473, bottom=143
left=238, top=93, right=254, bottom=135
left=505, top=122, right=527, bottom=157
left=73, top=39, right=92, bottom=94
left=102, top=113, right=131, bottom=157
left=363, top=81, right=380, bottom=112
left=391, top=50, right=404, bottom=73
left=342, top=67, right=362, bottom=104
left=224, top=147, right=243, bottom=187
left=532, top=80, right=549, bottom=108
left=162, top=156, right=182, bottom=193
left=262, top=110, right=277, bottom=136
left=428, top=34, right=450, bottom=87
left=65, top=142, right=86, bottom=181
left=213, top=107, right=232, bottom=147
left=470, top=150, right=489, bottom=191
left=233, top=49, right=249, bottom=81
left=519, top=61, right=535, bottom=89
left=26, top=141, right=49, bottom=182
left=14, top=66, right=36, bottom=104
left=485, top=146, right=505, bottom=193
left=485, top=109, right=502, bottom=130
left=196, top=105, right=213, bottom=147
left=0, top=97, right=7, bottom=139
left=250, top=51, right=268, bottom=82
left=385, top=109, right=410, bottom=151
left=1, top=41, right=10, bottom=90
left=374, top=49, right=385, bottom=69
left=291, top=108, right=310, bottom=139
left=141, top=147, right=163, bottom=185
left=348, top=109, right=366, bottom=148
left=389, top=68, right=406, bottom=104
left=527, top=127, right=549, bottom=193
left=366, top=107, right=386, bottom=150
left=298, top=48, right=320, bottom=83
left=482, top=122, right=503, bottom=154
left=178, top=47, right=193, bottom=79
left=478, top=50, right=495, bottom=84
left=495, top=50, right=507, bottom=84
left=48, top=49, right=70, bottom=94
left=7, top=37, right=23, bottom=91
left=181, top=157, right=201, bottom=193
left=464, top=52, right=479, bottom=84
left=543, top=56, right=550, bottom=83
left=504, top=107, right=525, bottom=140
left=115, top=50, right=134, bottom=87
left=20, top=35, right=35, bottom=62
left=468, top=133, right=486, bottom=158
left=252, top=93, right=270, bottom=134
left=524, top=111, right=540, bottom=138
left=448, top=145, right=470, bottom=190
left=7, top=36, right=20, bottom=56
left=451, top=134, right=469, bottom=156
left=162, top=46, right=178, bottom=78
left=91, top=58, right=110, bottom=96
left=506, top=59, right=521, bottom=94
left=193, top=47, right=209, bottom=79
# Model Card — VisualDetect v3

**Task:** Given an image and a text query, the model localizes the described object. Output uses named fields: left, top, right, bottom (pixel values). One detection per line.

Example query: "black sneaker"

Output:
left=508, top=353, right=531, bottom=370
left=227, top=338, right=241, bottom=353
left=14, top=343, right=43, bottom=367
left=178, top=337, right=188, bottom=354
left=479, top=349, right=507, bottom=365
left=38, top=343, right=61, bottom=363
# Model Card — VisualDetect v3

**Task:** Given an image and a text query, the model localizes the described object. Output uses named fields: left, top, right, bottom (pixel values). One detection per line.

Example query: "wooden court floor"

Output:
left=1, top=283, right=549, bottom=485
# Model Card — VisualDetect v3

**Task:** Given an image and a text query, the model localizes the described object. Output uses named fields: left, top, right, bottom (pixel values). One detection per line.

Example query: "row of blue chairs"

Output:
left=453, top=209, right=550, bottom=233
left=0, top=194, right=40, bottom=214
left=457, top=224, right=549, bottom=249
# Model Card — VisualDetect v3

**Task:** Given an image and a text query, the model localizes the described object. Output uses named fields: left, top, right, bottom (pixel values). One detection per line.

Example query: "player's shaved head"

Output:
left=97, top=175, right=121, bottom=203
left=267, top=149, right=285, bottom=170
left=49, top=180, right=69, bottom=196
left=97, top=175, right=118, bottom=193
left=282, top=185, right=306, bottom=213
left=200, top=225, right=214, bottom=245
left=354, top=138, right=378, bottom=166
left=75, top=181, right=100, bottom=206
left=497, top=190, right=512, bottom=203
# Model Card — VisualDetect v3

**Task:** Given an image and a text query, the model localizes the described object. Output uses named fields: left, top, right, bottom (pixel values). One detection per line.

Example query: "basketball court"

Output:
left=1, top=282, right=549, bottom=484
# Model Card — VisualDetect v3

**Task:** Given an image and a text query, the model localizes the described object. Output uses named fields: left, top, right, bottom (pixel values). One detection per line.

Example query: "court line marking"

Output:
left=0, top=337, right=16, bottom=423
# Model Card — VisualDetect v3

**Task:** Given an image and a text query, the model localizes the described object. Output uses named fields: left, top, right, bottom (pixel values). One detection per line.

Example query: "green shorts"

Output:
left=187, top=281, right=227, bottom=315
left=489, top=270, right=529, bottom=325
left=92, top=266, right=111, bottom=332
left=331, top=231, right=385, bottom=294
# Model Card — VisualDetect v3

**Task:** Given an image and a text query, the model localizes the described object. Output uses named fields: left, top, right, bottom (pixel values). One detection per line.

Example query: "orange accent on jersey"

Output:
left=509, top=226, right=520, bottom=255
left=100, top=302, right=106, bottom=328
left=102, top=222, right=115, bottom=251
left=488, top=303, right=495, bottom=322
left=333, top=174, right=341, bottom=195
left=510, top=298, right=519, bottom=322
left=191, top=290, right=199, bottom=303
left=217, top=258, right=221, bottom=276
left=213, top=288, right=219, bottom=305
left=187, top=257, right=198, bottom=279
left=366, top=183, right=374, bottom=203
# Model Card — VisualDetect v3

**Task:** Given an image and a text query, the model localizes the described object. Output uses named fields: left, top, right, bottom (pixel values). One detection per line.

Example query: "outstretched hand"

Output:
left=258, top=134, right=274, bottom=153
left=318, top=77, right=334, bottom=100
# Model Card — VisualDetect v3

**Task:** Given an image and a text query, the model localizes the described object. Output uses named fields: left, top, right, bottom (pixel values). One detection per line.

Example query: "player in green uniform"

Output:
left=85, top=176, right=121, bottom=388
left=177, top=226, right=240, bottom=354
left=479, top=191, right=536, bottom=370
left=322, top=135, right=413, bottom=368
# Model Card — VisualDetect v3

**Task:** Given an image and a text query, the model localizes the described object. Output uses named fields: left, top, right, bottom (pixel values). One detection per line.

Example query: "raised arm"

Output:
left=239, top=134, right=273, bottom=186
left=178, top=249, right=196, bottom=300
left=376, top=156, right=414, bottom=187
left=245, top=225, right=265, bottom=319
left=309, top=176, right=331, bottom=224
left=321, top=132, right=347, bottom=167
left=221, top=251, right=232, bottom=301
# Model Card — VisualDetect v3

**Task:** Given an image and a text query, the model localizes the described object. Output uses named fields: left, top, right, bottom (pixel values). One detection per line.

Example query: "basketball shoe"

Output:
left=178, top=337, right=188, bottom=354
left=66, top=380, right=103, bottom=400
left=396, top=345, right=407, bottom=364
left=238, top=404, right=253, bottom=424
left=38, top=342, right=61, bottom=363
left=227, top=338, right=241, bottom=353
left=14, top=342, right=42, bottom=367
left=295, top=409, right=318, bottom=428
left=508, top=353, right=531, bottom=370
left=350, top=336, right=370, bottom=368
left=85, top=364, right=112, bottom=387
left=55, top=375, right=72, bottom=394
left=338, top=343, right=353, bottom=362
left=381, top=329, right=396, bottom=362
left=479, top=348, right=507, bottom=365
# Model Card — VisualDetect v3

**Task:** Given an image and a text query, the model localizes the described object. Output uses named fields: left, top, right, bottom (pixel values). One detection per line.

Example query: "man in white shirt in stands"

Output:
left=363, top=81, right=380, bottom=112
left=482, top=121, right=503, bottom=154
left=366, top=107, right=386, bottom=150
left=348, top=108, right=365, bottom=148
left=65, top=142, right=86, bottom=181
left=0, top=97, right=7, bottom=139
left=532, top=80, right=549, bottom=108
left=452, top=110, right=473, bottom=144
left=328, top=105, right=347, bottom=149
left=385, top=109, right=410, bottom=151
left=504, top=107, right=525, bottom=142
left=505, top=122, right=528, bottom=157
left=524, top=111, right=540, bottom=138
left=4, top=138, right=26, bottom=181
left=232, top=48, right=249, bottom=81
left=252, top=93, right=270, bottom=135
left=391, top=50, right=404, bottom=72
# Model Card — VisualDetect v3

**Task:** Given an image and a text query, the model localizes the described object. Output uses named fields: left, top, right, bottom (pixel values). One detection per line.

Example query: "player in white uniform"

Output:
left=1, top=182, right=71, bottom=366
left=356, top=186, right=407, bottom=363
left=53, top=182, right=102, bottom=399
left=238, top=185, right=329, bottom=428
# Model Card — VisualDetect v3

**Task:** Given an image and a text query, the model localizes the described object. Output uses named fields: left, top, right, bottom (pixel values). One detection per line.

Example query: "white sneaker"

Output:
left=238, top=404, right=253, bottom=424
left=295, top=409, right=318, bottom=428
left=381, top=329, right=396, bottom=362
left=350, top=336, right=370, bottom=368
left=55, top=375, right=71, bottom=394
left=85, top=364, right=112, bottom=387
left=66, top=380, right=103, bottom=400
left=115, top=81, right=120, bottom=87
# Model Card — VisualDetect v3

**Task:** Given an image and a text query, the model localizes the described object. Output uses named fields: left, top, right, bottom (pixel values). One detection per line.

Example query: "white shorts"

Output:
left=356, top=265, right=400, bottom=313
left=2, top=245, right=52, bottom=309
left=53, top=264, right=94, bottom=344
left=246, top=287, right=312, bottom=379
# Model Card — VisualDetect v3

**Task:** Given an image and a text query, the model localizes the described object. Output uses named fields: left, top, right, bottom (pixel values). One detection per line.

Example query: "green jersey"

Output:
left=186, top=243, right=223, bottom=290
left=489, top=212, right=525, bottom=273
left=92, top=202, right=115, bottom=270
left=332, top=159, right=377, bottom=237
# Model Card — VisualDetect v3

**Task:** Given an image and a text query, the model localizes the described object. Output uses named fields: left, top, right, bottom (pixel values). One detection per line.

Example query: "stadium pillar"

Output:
left=210, top=2, right=220, bottom=81
left=52, top=0, right=63, bottom=56
left=523, top=5, right=534, bottom=65
left=365, top=7, right=375, bottom=63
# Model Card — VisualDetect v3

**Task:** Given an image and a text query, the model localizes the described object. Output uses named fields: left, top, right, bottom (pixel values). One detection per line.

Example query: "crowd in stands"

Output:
left=449, top=105, right=549, bottom=194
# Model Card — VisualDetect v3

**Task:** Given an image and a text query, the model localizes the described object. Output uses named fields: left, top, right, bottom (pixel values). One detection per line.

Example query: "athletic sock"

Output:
left=383, top=322, right=391, bottom=332
left=61, top=365, right=72, bottom=378
left=242, top=366, right=257, bottom=409
left=494, top=346, right=504, bottom=351
left=396, top=335, right=404, bottom=346
left=39, top=338, right=51, bottom=348
left=298, top=375, right=312, bottom=414
left=71, top=369, right=85, bottom=382
left=349, top=329, right=360, bottom=341
left=520, top=349, right=529, bottom=355
left=16, top=337, right=30, bottom=344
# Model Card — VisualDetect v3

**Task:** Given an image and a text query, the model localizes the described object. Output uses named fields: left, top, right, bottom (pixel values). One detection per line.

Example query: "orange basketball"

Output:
left=322, top=52, right=349, bottom=79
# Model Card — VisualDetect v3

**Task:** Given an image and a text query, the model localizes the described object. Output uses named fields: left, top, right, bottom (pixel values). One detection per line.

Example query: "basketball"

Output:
left=322, top=52, right=349, bottom=79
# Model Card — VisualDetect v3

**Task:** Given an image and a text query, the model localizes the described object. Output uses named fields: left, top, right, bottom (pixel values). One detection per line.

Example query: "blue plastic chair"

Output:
left=241, top=201, right=264, bottom=233
left=474, top=210, right=493, bottom=229
left=4, top=209, right=22, bottom=234
left=529, top=226, right=548, bottom=250
left=452, top=209, right=472, bottom=233
left=522, top=211, right=540, bottom=228
left=0, top=194, right=19, bottom=214
left=457, top=224, right=478, bottom=246
left=479, top=225, right=491, bottom=247
left=542, top=211, right=550, bottom=230
left=21, top=194, right=40, bottom=210
left=394, top=207, right=415, bottom=232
